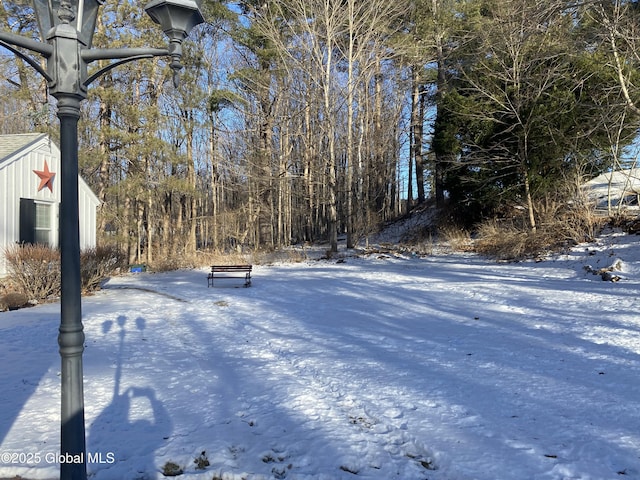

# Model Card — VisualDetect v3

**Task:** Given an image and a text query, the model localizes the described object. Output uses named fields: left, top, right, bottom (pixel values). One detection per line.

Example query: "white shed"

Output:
left=0, top=133, right=100, bottom=276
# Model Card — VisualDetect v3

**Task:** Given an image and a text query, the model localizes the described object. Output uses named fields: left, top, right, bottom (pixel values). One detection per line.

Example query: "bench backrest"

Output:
left=211, top=265, right=252, bottom=272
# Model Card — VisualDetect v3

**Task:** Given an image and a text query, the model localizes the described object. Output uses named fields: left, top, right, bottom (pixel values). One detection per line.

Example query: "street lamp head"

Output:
left=33, top=0, right=104, bottom=47
left=144, top=0, right=204, bottom=85
left=145, top=0, right=204, bottom=38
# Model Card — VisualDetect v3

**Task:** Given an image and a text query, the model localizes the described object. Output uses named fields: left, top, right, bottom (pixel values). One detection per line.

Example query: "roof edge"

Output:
left=0, top=133, right=48, bottom=164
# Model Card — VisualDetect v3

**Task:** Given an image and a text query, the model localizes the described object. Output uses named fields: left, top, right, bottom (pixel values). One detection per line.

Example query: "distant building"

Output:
left=583, top=169, right=640, bottom=216
left=0, top=133, right=99, bottom=276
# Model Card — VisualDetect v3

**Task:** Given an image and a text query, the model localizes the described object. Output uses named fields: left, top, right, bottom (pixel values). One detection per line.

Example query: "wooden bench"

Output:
left=208, top=265, right=252, bottom=287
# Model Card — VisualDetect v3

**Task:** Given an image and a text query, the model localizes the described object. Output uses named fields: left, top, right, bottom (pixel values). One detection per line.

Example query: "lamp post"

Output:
left=0, top=2, right=203, bottom=479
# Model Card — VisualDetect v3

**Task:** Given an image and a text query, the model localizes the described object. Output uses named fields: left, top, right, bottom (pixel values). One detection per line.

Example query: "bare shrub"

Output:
left=212, top=251, right=254, bottom=265
left=252, top=247, right=309, bottom=264
left=80, top=246, right=128, bottom=292
left=3, top=244, right=127, bottom=303
left=438, top=225, right=473, bottom=251
left=414, top=236, right=435, bottom=256
left=0, top=280, right=8, bottom=296
left=475, top=219, right=532, bottom=260
left=279, top=248, right=309, bottom=263
left=4, top=244, right=61, bottom=302
left=149, top=250, right=254, bottom=272
left=150, top=256, right=184, bottom=273
left=536, top=197, right=605, bottom=245
left=1, top=292, right=28, bottom=311
left=475, top=203, right=606, bottom=261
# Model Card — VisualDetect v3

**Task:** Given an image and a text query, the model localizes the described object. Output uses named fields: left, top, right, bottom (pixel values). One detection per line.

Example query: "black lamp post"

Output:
left=0, top=2, right=203, bottom=479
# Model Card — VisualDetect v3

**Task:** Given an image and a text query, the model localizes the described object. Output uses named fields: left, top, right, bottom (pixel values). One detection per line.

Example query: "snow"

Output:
left=1, top=230, right=640, bottom=480
left=583, top=169, right=640, bottom=212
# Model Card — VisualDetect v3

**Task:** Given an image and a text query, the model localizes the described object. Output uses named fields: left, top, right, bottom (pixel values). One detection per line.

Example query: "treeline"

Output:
left=0, top=0, right=639, bottom=263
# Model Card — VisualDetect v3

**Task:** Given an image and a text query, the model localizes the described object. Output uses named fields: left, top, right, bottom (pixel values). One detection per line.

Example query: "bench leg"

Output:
left=208, top=271, right=251, bottom=287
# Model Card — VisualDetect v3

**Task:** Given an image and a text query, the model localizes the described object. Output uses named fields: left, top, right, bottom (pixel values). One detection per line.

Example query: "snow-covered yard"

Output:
left=0, top=231, right=639, bottom=480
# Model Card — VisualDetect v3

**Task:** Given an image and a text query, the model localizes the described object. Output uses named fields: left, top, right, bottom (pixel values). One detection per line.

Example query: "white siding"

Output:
left=0, top=135, right=99, bottom=276
left=0, top=157, right=9, bottom=275
left=79, top=176, right=99, bottom=249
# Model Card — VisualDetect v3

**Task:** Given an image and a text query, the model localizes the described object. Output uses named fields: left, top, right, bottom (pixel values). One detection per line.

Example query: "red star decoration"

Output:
left=33, top=160, right=56, bottom=193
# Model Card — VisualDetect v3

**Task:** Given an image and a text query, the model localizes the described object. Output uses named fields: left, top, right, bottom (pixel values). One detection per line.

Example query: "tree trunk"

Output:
left=433, top=0, right=447, bottom=207
left=523, top=167, right=537, bottom=233
left=415, top=91, right=426, bottom=203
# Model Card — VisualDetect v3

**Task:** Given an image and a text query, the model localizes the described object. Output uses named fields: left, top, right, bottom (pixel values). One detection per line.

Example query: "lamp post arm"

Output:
left=83, top=53, right=166, bottom=87
left=82, top=46, right=181, bottom=88
left=0, top=32, right=53, bottom=82
left=0, top=31, right=52, bottom=56
left=82, top=47, right=169, bottom=62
